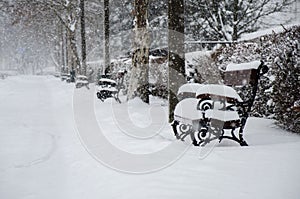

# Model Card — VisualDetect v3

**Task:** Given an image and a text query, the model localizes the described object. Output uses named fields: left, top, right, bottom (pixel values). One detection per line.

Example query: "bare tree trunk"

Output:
left=61, top=23, right=65, bottom=72
left=68, top=28, right=81, bottom=74
left=104, top=0, right=110, bottom=75
left=65, top=29, right=69, bottom=73
left=128, top=0, right=150, bottom=103
left=168, top=0, right=185, bottom=122
left=80, top=0, right=87, bottom=76
left=232, top=0, right=238, bottom=41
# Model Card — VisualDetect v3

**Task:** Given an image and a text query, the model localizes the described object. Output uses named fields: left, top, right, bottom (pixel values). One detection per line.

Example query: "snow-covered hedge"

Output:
left=271, top=27, right=300, bottom=133
left=211, top=26, right=300, bottom=133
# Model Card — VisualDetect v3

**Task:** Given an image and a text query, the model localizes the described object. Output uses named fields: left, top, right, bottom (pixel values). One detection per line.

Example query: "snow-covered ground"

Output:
left=1, top=75, right=300, bottom=199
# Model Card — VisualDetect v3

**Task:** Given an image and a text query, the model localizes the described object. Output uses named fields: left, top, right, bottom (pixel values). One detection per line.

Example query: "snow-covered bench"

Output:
left=223, top=60, right=260, bottom=86
left=96, top=78, right=121, bottom=103
left=173, top=84, right=247, bottom=146
left=177, top=83, right=203, bottom=101
left=172, top=61, right=269, bottom=146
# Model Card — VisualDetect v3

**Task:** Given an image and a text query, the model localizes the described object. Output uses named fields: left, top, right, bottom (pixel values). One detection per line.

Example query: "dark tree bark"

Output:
left=104, top=0, right=110, bottom=75
left=232, top=0, right=238, bottom=41
left=80, top=0, right=87, bottom=76
left=65, top=29, right=69, bottom=73
left=168, top=0, right=185, bottom=122
left=68, top=28, right=81, bottom=73
left=61, top=23, right=65, bottom=71
left=128, top=0, right=150, bottom=104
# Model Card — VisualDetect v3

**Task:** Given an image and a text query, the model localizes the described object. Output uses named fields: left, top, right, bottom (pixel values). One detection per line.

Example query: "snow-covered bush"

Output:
left=271, top=27, right=300, bottom=133
left=211, top=25, right=300, bottom=133
left=193, top=54, right=221, bottom=84
left=212, top=42, right=272, bottom=117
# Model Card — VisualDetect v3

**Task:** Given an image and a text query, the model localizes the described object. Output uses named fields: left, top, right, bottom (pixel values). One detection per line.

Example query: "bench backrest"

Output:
left=223, top=61, right=261, bottom=86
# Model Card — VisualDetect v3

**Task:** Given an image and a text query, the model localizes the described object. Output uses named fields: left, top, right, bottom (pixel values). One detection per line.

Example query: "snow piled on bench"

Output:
left=174, top=98, right=201, bottom=123
left=196, top=84, right=243, bottom=102
left=174, top=98, right=240, bottom=123
left=205, top=109, right=240, bottom=121
left=177, top=83, right=203, bottom=95
left=99, top=78, right=117, bottom=84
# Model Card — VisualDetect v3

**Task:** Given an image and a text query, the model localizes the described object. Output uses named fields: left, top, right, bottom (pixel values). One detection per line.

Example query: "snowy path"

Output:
left=0, top=76, right=300, bottom=199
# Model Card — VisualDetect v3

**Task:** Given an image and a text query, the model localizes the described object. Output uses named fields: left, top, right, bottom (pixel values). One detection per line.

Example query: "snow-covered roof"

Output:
left=196, top=84, right=242, bottom=102
left=225, top=60, right=261, bottom=71
left=178, top=83, right=203, bottom=95
left=205, top=109, right=240, bottom=121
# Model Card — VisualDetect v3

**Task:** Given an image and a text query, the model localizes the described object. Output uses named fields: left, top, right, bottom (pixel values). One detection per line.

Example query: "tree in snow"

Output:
left=168, top=0, right=186, bottom=122
left=0, top=0, right=59, bottom=73
left=103, top=0, right=110, bottom=76
left=57, top=0, right=82, bottom=74
left=80, top=0, right=87, bottom=76
left=186, top=0, right=295, bottom=41
left=1, top=0, right=104, bottom=76
left=127, top=0, right=150, bottom=103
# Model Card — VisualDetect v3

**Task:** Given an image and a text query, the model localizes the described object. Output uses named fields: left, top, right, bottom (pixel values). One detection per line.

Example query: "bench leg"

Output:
left=239, top=140, right=248, bottom=146
left=219, top=128, right=248, bottom=146
left=171, top=121, right=180, bottom=139
left=238, top=118, right=248, bottom=146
